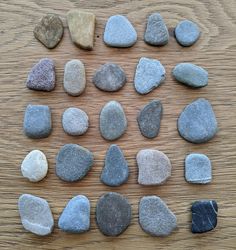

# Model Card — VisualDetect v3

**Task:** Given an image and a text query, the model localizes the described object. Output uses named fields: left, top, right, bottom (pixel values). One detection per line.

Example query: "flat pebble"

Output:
left=139, top=196, right=177, bottom=236
left=96, top=192, right=132, bottom=236
left=18, top=194, right=54, bottom=236
left=56, top=144, right=93, bottom=182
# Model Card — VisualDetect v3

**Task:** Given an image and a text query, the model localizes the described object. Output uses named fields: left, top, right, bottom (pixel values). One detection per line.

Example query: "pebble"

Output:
left=56, top=144, right=93, bottom=182
left=34, top=14, right=64, bottom=49
left=191, top=200, right=218, bottom=233
left=173, top=63, right=208, bottom=88
left=26, top=58, right=55, bottom=91
left=144, top=13, right=169, bottom=46
left=175, top=20, right=200, bottom=46
left=139, top=196, right=177, bottom=236
left=137, top=100, right=163, bottom=138
left=177, top=98, right=218, bottom=143
left=100, top=144, right=129, bottom=187
left=134, top=57, right=166, bottom=94
left=99, top=101, right=127, bottom=141
left=185, top=153, right=212, bottom=184
left=67, top=10, right=96, bottom=50
left=18, top=194, right=54, bottom=236
left=21, top=150, right=48, bottom=182
left=62, top=107, right=89, bottom=136
left=58, top=195, right=90, bottom=233
left=23, top=104, right=52, bottom=139
left=64, top=59, right=86, bottom=96
left=137, top=149, right=171, bottom=185
left=104, top=15, right=137, bottom=47
left=96, top=192, right=132, bottom=236
left=93, top=63, right=126, bottom=92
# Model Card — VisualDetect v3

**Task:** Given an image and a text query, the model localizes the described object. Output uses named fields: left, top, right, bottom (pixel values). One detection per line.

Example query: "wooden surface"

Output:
left=0, top=0, right=236, bottom=249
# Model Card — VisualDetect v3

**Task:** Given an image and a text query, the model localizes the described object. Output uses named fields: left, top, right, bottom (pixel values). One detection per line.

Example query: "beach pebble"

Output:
left=175, top=20, right=200, bottom=46
left=137, top=100, right=163, bottom=138
left=93, top=63, right=126, bottom=92
left=26, top=58, right=55, bottom=91
left=101, top=144, right=129, bottom=187
left=96, top=192, right=132, bottom=236
left=23, top=104, right=52, bottom=139
left=137, top=149, right=171, bottom=185
left=34, top=14, right=63, bottom=49
left=18, top=194, right=54, bottom=236
left=58, top=195, right=90, bottom=233
left=21, top=150, right=48, bottom=182
left=178, top=98, right=218, bottom=143
left=99, top=101, right=127, bottom=141
left=134, top=57, right=165, bottom=94
left=139, top=196, right=177, bottom=236
left=64, top=59, right=86, bottom=96
left=104, top=15, right=137, bottom=47
left=56, top=144, right=93, bottom=182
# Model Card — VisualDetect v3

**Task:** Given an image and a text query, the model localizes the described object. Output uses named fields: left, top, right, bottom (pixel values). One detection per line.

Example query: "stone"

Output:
left=21, top=150, right=48, bottom=182
left=137, top=100, right=163, bottom=138
left=58, top=195, right=90, bottom=233
left=99, top=101, right=127, bottom=141
left=26, top=58, right=55, bottom=91
left=177, top=98, right=218, bottom=143
left=101, top=145, right=129, bottom=187
left=23, top=104, right=52, bottom=139
left=34, top=14, right=64, bottom=49
left=64, top=59, right=86, bottom=96
left=18, top=194, right=54, bottom=236
left=56, top=144, right=93, bottom=182
left=67, top=10, right=95, bottom=50
left=137, top=149, right=171, bottom=185
left=173, top=63, right=208, bottom=88
left=185, top=153, right=212, bottom=184
left=62, top=107, right=89, bottom=136
left=96, top=192, right=132, bottom=236
left=139, top=196, right=177, bottom=236
left=134, top=57, right=166, bottom=94
left=175, top=20, right=200, bottom=47
left=144, top=13, right=169, bottom=46
left=93, top=63, right=126, bottom=92
left=191, top=200, right=218, bottom=233
left=104, top=15, right=137, bottom=47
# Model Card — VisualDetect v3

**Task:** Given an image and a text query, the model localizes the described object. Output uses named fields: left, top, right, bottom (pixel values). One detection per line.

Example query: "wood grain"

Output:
left=0, top=0, right=236, bottom=249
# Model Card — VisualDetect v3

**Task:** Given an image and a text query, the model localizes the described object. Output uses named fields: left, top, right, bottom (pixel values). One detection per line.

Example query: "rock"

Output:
left=101, top=145, right=129, bottom=186
left=104, top=15, right=137, bottom=47
left=58, top=195, right=90, bottom=233
left=21, top=150, right=48, bottom=182
left=175, top=20, right=200, bottom=47
left=26, top=58, right=55, bottom=91
left=134, top=57, right=166, bottom=94
left=56, top=144, right=93, bottom=182
left=23, top=104, right=52, bottom=139
left=137, top=100, right=163, bottom=138
left=177, top=98, right=218, bottom=143
left=173, top=63, right=208, bottom=88
left=185, top=153, right=212, bottom=184
left=62, top=107, right=89, bottom=136
left=93, top=63, right=126, bottom=92
left=139, top=196, right=177, bottom=236
left=64, top=59, right=86, bottom=96
left=96, top=192, right=132, bottom=236
left=99, top=101, right=127, bottom=141
left=34, top=14, right=64, bottom=49
left=67, top=10, right=95, bottom=50
left=18, top=194, right=54, bottom=236
left=137, top=149, right=171, bottom=185
left=191, top=200, right=218, bottom=233
left=144, top=13, right=169, bottom=46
